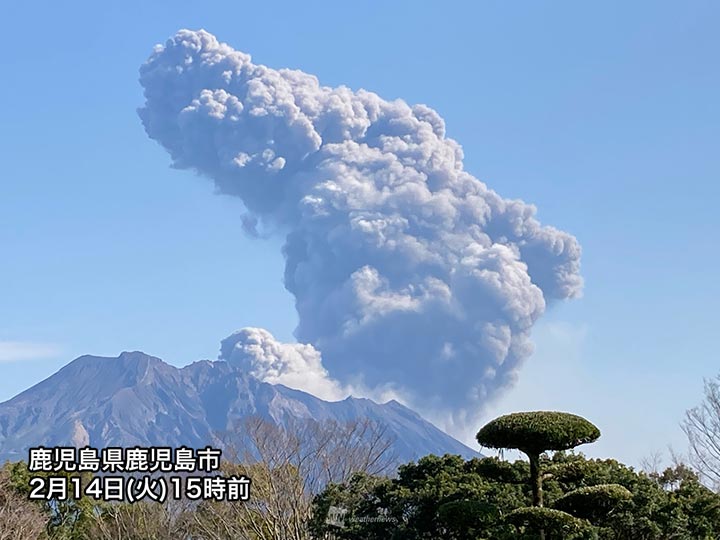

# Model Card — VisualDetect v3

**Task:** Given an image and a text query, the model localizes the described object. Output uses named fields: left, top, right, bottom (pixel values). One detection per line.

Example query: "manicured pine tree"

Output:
left=476, top=411, right=601, bottom=507
left=477, top=411, right=601, bottom=539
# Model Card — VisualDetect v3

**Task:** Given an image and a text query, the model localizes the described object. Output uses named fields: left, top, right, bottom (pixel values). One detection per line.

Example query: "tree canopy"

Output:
left=553, top=483, right=632, bottom=523
left=476, top=411, right=601, bottom=454
left=506, top=506, right=591, bottom=539
left=310, top=452, right=720, bottom=540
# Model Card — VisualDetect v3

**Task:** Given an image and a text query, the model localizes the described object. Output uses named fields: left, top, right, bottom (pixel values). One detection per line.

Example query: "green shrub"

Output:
left=554, top=483, right=632, bottom=522
left=506, top=506, right=592, bottom=538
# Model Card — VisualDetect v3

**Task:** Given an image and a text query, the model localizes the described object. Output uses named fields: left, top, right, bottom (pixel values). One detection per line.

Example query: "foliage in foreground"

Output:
left=3, top=452, right=720, bottom=539
left=1, top=413, right=720, bottom=539
left=310, top=452, right=720, bottom=540
left=505, top=506, right=591, bottom=539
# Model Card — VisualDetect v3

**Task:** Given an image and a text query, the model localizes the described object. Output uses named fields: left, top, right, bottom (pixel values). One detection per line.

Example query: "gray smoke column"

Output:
left=138, top=30, right=583, bottom=435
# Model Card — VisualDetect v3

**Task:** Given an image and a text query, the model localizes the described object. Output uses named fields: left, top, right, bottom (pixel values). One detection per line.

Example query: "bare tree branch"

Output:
left=681, top=376, right=720, bottom=491
left=191, top=416, right=397, bottom=540
left=0, top=466, right=47, bottom=540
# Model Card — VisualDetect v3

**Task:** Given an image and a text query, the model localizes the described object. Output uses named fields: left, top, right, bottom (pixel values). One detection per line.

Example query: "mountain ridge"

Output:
left=0, top=352, right=479, bottom=464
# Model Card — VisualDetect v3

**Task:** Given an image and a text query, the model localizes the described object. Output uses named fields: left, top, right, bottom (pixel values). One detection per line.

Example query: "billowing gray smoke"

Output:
left=139, top=30, right=583, bottom=436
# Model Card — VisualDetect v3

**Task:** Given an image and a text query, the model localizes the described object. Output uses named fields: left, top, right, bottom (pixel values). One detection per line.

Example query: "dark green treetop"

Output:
left=553, top=483, right=632, bottom=522
left=476, top=411, right=601, bottom=454
left=506, top=506, right=592, bottom=539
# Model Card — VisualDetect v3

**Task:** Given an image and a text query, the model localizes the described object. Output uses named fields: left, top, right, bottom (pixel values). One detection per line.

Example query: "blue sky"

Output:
left=1, top=0, right=718, bottom=466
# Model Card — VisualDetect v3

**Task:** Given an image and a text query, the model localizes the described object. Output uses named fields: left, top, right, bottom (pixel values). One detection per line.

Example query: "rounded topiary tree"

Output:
left=553, top=484, right=632, bottom=524
left=437, top=499, right=497, bottom=537
left=506, top=507, right=592, bottom=539
left=476, top=412, right=600, bottom=507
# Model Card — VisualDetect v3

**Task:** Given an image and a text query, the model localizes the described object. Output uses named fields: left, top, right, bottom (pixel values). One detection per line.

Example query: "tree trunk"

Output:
left=528, top=452, right=545, bottom=540
left=528, top=452, right=543, bottom=507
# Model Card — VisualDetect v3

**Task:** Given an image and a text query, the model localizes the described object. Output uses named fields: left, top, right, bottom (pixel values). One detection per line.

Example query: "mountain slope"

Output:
left=0, top=352, right=479, bottom=463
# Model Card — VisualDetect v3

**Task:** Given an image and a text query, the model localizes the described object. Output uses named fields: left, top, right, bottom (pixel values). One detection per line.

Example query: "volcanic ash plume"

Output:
left=138, top=29, right=583, bottom=436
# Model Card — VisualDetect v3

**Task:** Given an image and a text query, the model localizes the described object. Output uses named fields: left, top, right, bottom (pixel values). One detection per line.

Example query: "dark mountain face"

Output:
left=0, top=352, right=479, bottom=465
